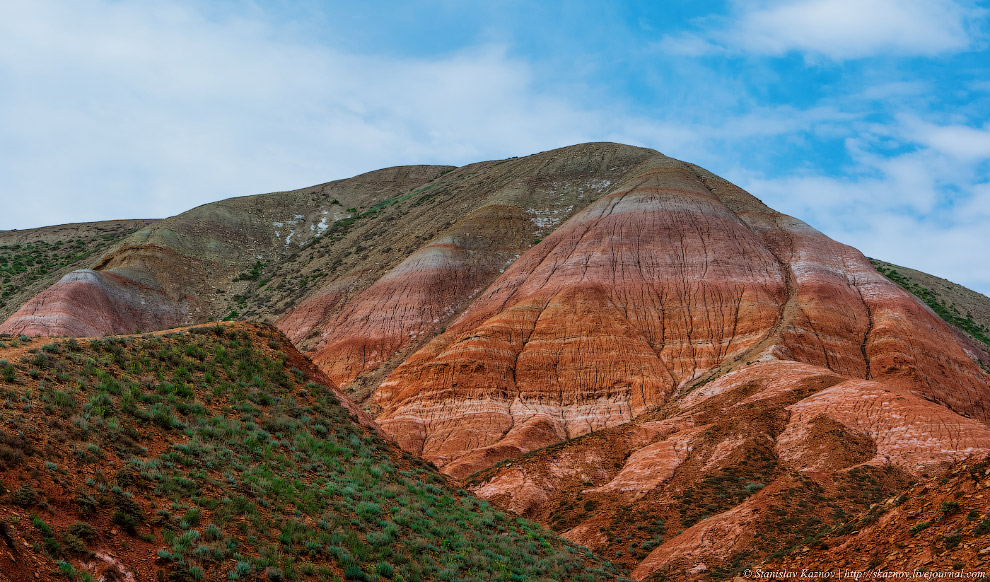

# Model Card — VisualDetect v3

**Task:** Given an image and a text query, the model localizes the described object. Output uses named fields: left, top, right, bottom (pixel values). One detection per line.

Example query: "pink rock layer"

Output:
left=0, top=269, right=182, bottom=337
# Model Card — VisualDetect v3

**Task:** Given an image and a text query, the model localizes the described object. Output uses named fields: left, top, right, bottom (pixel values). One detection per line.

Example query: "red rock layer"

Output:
left=275, top=276, right=358, bottom=345
left=0, top=269, right=182, bottom=337
left=696, top=172, right=990, bottom=422
left=375, top=161, right=789, bottom=477
left=373, top=158, right=990, bottom=483
left=299, top=204, right=535, bottom=388
left=274, top=143, right=660, bottom=393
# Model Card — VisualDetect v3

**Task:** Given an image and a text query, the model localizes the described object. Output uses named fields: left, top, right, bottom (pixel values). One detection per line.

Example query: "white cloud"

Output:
left=1, top=0, right=987, bottom=299
left=0, top=1, right=597, bottom=229
left=901, top=119, right=990, bottom=161
left=660, top=0, right=984, bottom=60
left=733, top=120, right=990, bottom=295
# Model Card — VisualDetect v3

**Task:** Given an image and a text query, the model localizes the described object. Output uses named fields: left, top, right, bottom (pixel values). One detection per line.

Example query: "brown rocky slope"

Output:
left=761, top=454, right=990, bottom=576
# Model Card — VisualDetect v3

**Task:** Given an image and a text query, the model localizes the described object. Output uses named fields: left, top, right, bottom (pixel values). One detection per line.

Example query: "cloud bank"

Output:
left=661, top=0, right=985, bottom=59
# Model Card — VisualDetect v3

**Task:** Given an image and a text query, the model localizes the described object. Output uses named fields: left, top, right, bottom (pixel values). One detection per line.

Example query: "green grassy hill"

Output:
left=0, top=323, right=628, bottom=582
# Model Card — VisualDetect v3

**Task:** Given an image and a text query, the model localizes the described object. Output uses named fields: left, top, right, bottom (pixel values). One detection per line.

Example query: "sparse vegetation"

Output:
left=0, top=323, right=628, bottom=581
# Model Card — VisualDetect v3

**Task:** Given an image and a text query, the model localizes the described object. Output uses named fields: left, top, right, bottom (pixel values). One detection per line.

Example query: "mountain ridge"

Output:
left=2, top=141, right=989, bottom=579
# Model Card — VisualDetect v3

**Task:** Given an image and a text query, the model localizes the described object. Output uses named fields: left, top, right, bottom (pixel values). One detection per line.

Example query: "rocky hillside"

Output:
left=762, top=454, right=990, bottom=575
left=373, top=159, right=988, bottom=481
left=0, top=219, right=152, bottom=322
left=0, top=323, right=628, bottom=582
left=3, top=142, right=990, bottom=579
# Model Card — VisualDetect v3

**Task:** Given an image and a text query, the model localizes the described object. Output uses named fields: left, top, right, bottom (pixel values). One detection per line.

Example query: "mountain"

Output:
left=3, top=142, right=990, bottom=579
left=0, top=324, right=627, bottom=582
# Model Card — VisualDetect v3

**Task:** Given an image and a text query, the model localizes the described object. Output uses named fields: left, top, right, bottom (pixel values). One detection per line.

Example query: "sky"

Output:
left=1, top=0, right=988, bottom=294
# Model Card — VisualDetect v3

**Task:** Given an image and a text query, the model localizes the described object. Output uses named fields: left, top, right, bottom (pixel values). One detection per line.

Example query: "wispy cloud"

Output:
left=0, top=1, right=597, bottom=229
left=660, top=0, right=986, bottom=60
left=733, top=117, right=990, bottom=294
left=901, top=119, right=990, bottom=161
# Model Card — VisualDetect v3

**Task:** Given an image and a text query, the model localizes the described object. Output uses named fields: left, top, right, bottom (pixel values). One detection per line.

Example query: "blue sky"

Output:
left=1, top=1, right=989, bottom=294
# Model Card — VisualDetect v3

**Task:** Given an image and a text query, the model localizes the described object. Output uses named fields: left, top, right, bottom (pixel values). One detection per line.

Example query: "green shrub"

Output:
left=0, top=361, right=15, bottom=383
left=181, top=508, right=201, bottom=528
left=56, top=561, right=75, bottom=576
left=62, top=533, right=90, bottom=556
left=344, top=565, right=368, bottom=581
left=10, top=485, right=37, bottom=507
left=203, top=523, right=222, bottom=542
left=939, top=501, right=961, bottom=518
left=31, top=514, right=54, bottom=538
left=111, top=494, right=143, bottom=535
left=67, top=522, right=96, bottom=542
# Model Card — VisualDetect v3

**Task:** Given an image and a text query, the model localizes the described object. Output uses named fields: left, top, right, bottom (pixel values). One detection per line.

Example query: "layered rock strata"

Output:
left=373, top=158, right=990, bottom=479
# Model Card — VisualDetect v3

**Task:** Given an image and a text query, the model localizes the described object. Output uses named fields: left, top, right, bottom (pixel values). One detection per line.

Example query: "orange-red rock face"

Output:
left=373, top=160, right=990, bottom=481
left=299, top=204, right=536, bottom=389
left=374, top=163, right=791, bottom=477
